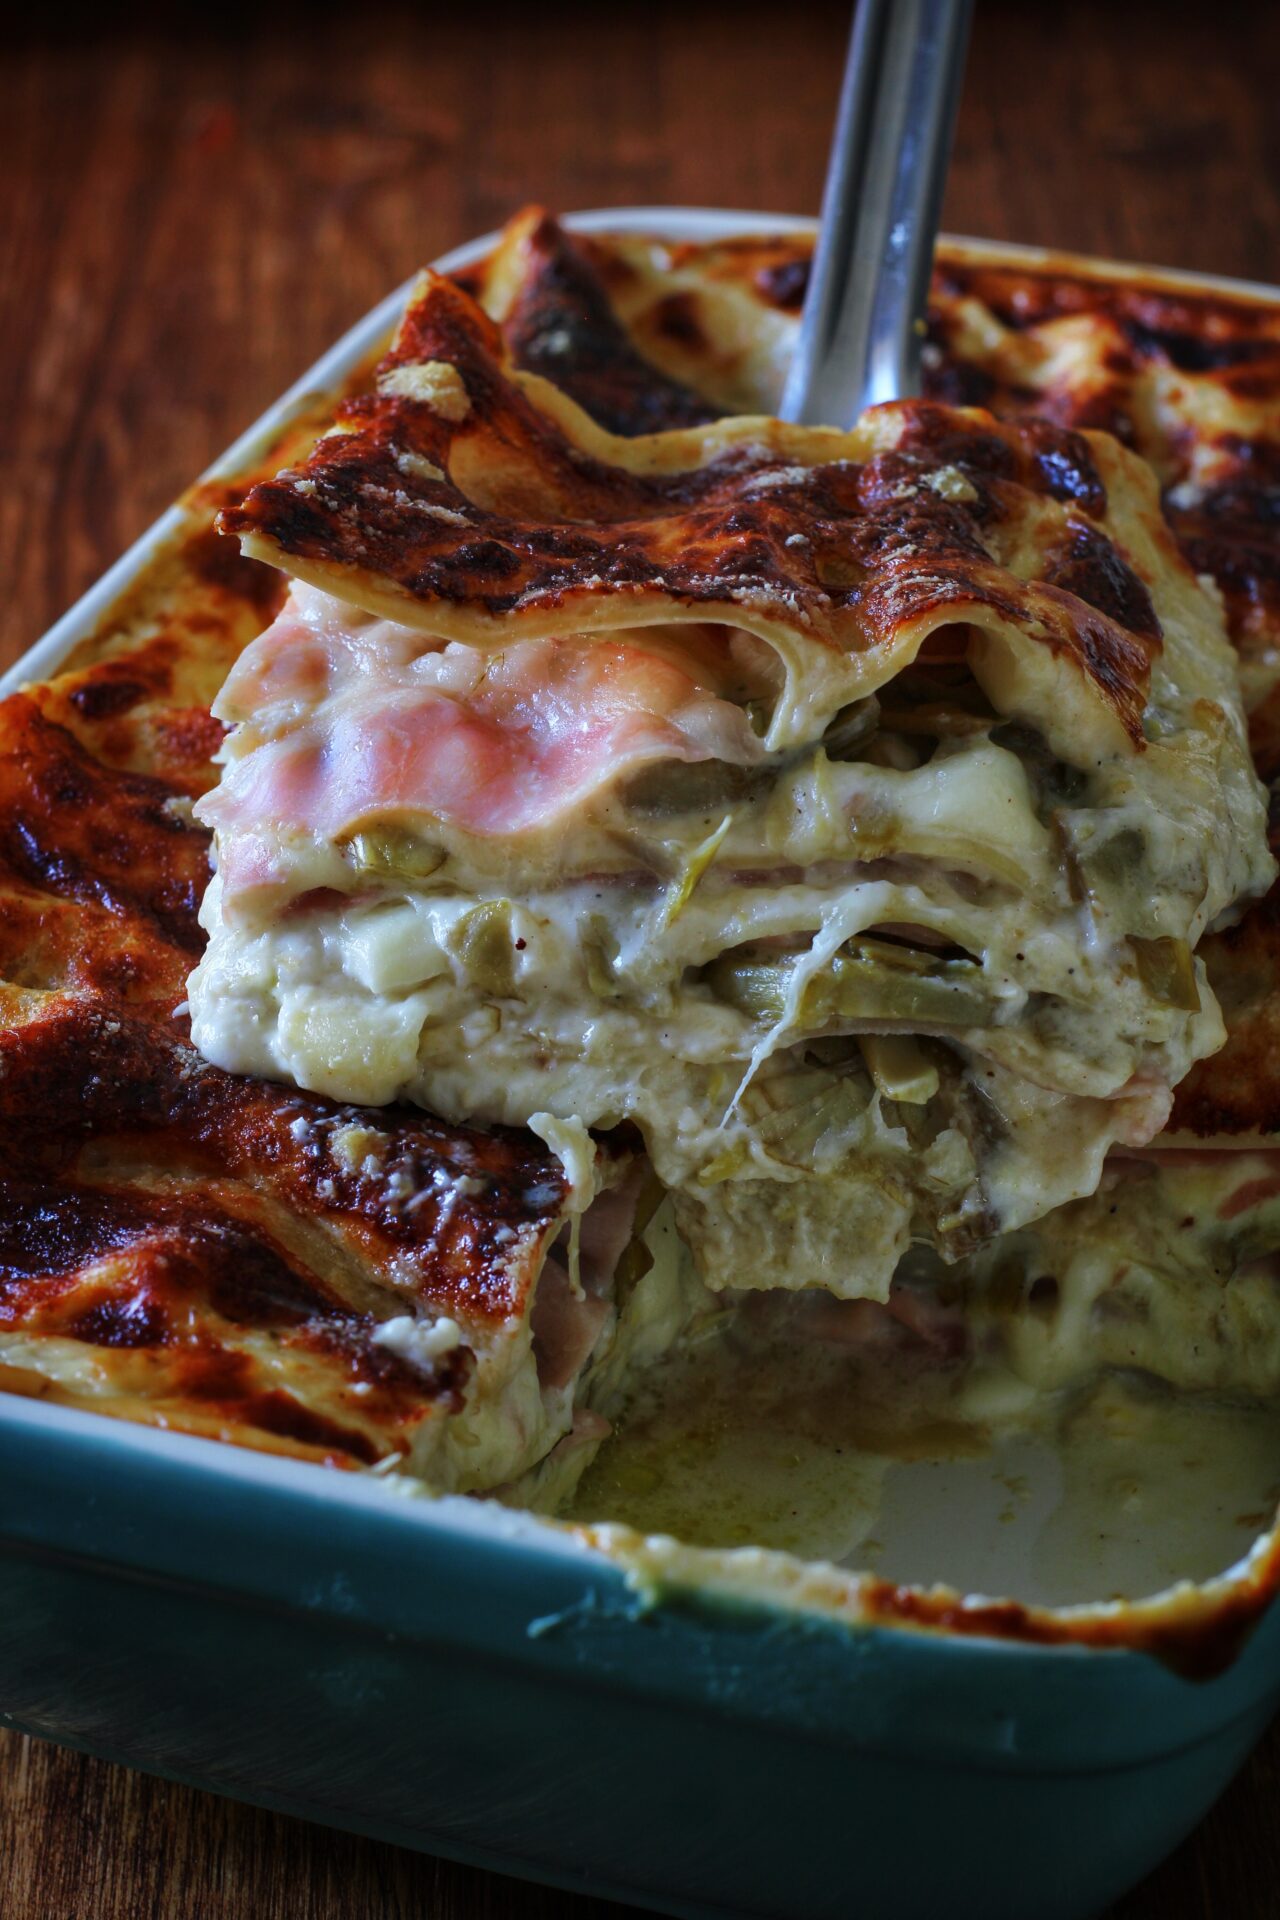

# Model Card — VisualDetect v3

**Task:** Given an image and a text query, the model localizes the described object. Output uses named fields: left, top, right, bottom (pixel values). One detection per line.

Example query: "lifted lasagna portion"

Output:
left=189, top=269, right=1273, bottom=1301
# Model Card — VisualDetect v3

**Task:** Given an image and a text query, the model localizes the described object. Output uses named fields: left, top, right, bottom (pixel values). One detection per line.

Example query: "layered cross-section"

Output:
left=188, top=270, right=1274, bottom=1302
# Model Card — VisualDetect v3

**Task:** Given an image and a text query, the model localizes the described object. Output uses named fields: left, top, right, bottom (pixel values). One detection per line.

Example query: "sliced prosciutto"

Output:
left=199, top=584, right=767, bottom=917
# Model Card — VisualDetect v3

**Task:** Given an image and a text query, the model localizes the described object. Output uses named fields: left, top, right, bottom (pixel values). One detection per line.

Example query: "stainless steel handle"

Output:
left=780, top=0, right=974, bottom=427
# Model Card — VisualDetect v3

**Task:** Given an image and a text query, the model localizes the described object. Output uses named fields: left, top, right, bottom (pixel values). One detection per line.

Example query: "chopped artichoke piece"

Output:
left=707, top=936, right=993, bottom=1031
left=448, top=900, right=517, bottom=996
left=1080, top=825, right=1147, bottom=897
left=345, top=828, right=446, bottom=883
left=1130, top=935, right=1201, bottom=1011
left=696, top=1138, right=753, bottom=1186
left=582, top=914, right=623, bottom=999
left=704, top=956, right=792, bottom=1022
left=662, top=813, right=733, bottom=925
left=613, top=1236, right=654, bottom=1294
left=860, top=1034, right=941, bottom=1104
left=747, top=1057, right=873, bottom=1162
left=816, top=941, right=992, bottom=1026
left=822, top=696, right=880, bottom=760
left=623, top=762, right=756, bottom=816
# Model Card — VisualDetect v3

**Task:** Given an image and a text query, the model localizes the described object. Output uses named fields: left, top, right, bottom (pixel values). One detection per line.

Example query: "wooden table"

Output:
left=4, top=2, right=1280, bottom=1913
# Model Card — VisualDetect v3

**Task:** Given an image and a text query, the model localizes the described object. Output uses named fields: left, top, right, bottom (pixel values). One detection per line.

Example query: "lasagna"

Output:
left=4, top=209, right=1280, bottom=1531
left=189, top=264, right=1270, bottom=1315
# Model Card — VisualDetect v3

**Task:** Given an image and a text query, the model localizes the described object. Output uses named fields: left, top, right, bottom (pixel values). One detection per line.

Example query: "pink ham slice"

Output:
left=529, top=1165, right=650, bottom=1394
left=200, top=588, right=766, bottom=917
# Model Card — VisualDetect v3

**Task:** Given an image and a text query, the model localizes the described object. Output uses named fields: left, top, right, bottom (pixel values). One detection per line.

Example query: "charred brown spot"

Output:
left=650, top=292, right=707, bottom=351
left=895, top=405, right=1019, bottom=482
left=213, top=1389, right=386, bottom=1464
left=0, top=697, right=211, bottom=953
left=754, top=257, right=809, bottom=311
left=920, top=352, right=997, bottom=411
left=67, top=1289, right=173, bottom=1348
left=299, top=1317, right=474, bottom=1410
left=0, top=1183, right=156, bottom=1292
left=185, top=522, right=289, bottom=620
left=1042, top=522, right=1161, bottom=644
left=501, top=213, right=717, bottom=437
left=1018, top=419, right=1107, bottom=516
left=69, top=677, right=151, bottom=720
left=57, top=634, right=180, bottom=725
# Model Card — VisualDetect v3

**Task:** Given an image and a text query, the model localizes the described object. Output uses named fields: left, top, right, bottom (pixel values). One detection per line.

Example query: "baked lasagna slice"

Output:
left=190, top=268, right=1273, bottom=1303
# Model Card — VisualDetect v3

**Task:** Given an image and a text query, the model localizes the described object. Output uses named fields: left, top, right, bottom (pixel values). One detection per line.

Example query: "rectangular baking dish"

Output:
left=4, top=208, right=1280, bottom=1920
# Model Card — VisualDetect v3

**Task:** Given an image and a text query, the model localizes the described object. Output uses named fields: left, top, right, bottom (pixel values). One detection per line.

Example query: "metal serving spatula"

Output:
left=780, top=0, right=974, bottom=426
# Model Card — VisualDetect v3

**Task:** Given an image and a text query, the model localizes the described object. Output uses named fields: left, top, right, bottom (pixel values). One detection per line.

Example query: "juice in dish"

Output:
left=567, top=1317, right=1280, bottom=1605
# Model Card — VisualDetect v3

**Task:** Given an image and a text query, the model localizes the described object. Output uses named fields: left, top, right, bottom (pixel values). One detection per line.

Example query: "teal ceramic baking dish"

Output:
left=5, top=209, right=1280, bottom=1920
left=5, top=1393, right=1280, bottom=1920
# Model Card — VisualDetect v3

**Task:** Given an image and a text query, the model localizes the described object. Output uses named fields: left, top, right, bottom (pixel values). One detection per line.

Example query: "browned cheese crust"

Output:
left=925, top=253, right=1280, bottom=781
left=469, top=216, right=1275, bottom=754
left=223, top=268, right=1165, bottom=749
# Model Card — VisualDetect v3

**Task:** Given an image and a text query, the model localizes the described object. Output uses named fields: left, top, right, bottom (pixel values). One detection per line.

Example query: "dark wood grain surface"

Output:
left=4, top=1, right=1280, bottom=1914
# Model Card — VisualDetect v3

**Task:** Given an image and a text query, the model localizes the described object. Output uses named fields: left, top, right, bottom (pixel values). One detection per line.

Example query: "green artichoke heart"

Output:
left=448, top=900, right=518, bottom=996
left=709, top=935, right=992, bottom=1030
